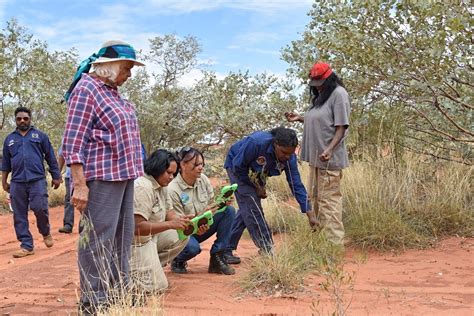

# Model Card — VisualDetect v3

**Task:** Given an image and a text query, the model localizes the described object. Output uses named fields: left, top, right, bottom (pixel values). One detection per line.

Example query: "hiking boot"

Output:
left=43, top=234, right=54, bottom=248
left=12, top=248, right=35, bottom=258
left=208, top=252, right=235, bottom=275
left=171, top=259, right=188, bottom=274
left=58, top=226, right=73, bottom=234
left=224, top=252, right=241, bottom=264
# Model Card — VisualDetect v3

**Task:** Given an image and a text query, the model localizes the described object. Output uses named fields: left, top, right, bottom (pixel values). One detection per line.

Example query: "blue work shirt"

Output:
left=2, top=127, right=61, bottom=182
left=224, top=131, right=311, bottom=213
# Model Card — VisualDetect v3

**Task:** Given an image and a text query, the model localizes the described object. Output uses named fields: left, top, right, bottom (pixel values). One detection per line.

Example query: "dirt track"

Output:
left=0, top=206, right=473, bottom=315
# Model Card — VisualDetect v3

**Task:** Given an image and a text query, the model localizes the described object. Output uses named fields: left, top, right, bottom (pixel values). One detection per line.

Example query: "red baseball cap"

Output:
left=308, top=62, right=333, bottom=86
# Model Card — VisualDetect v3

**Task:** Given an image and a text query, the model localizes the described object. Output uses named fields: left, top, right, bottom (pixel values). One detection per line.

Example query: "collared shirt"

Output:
left=168, top=173, right=214, bottom=217
left=133, top=174, right=171, bottom=245
left=62, top=73, right=144, bottom=182
left=224, top=131, right=310, bottom=213
left=2, top=127, right=61, bottom=182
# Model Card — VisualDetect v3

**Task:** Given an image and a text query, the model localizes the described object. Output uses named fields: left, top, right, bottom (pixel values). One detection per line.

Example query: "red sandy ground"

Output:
left=0, top=206, right=472, bottom=315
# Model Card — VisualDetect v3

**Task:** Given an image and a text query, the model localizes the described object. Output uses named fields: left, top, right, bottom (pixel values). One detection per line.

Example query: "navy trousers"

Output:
left=227, top=169, right=273, bottom=253
left=10, top=179, right=50, bottom=251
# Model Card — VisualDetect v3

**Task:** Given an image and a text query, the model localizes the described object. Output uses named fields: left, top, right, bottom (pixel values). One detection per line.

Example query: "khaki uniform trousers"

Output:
left=309, top=167, right=344, bottom=245
left=130, top=230, right=187, bottom=293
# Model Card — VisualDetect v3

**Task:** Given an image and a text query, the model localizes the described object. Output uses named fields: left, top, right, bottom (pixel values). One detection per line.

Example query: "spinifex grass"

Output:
left=343, top=157, right=473, bottom=250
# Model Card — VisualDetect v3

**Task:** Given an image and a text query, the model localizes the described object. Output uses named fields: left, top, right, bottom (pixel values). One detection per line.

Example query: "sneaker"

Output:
left=171, top=259, right=188, bottom=274
left=43, top=234, right=54, bottom=248
left=58, top=226, right=73, bottom=234
left=13, top=248, right=35, bottom=258
left=224, top=252, right=241, bottom=265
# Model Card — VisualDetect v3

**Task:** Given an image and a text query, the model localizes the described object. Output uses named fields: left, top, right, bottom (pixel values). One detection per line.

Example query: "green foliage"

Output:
left=0, top=19, right=77, bottom=147
left=283, top=0, right=473, bottom=164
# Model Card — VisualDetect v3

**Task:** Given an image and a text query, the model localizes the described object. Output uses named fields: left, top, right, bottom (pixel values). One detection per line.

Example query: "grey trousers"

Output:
left=78, top=180, right=135, bottom=305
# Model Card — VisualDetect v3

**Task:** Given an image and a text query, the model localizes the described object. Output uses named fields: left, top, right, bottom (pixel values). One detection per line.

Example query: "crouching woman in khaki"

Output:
left=130, top=149, right=191, bottom=293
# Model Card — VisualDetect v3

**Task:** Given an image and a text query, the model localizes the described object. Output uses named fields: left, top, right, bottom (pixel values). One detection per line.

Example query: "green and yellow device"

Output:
left=214, top=184, right=238, bottom=214
left=177, top=210, right=214, bottom=240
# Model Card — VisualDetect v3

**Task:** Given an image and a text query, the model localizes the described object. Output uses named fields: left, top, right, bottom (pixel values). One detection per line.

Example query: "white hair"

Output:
left=90, top=61, right=122, bottom=83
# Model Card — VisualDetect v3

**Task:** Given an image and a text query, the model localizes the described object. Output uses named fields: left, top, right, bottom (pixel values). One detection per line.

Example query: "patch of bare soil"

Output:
left=0, top=206, right=472, bottom=315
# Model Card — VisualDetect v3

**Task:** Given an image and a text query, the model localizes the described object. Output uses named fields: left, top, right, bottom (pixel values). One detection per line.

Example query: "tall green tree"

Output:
left=0, top=19, right=76, bottom=146
left=283, top=0, right=473, bottom=164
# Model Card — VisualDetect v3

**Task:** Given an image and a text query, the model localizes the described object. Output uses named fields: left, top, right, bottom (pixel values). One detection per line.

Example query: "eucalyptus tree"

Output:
left=283, top=0, right=473, bottom=164
left=0, top=19, right=76, bottom=146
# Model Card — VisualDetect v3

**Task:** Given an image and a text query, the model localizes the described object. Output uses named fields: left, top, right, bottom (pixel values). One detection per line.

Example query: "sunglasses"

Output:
left=16, top=117, right=30, bottom=122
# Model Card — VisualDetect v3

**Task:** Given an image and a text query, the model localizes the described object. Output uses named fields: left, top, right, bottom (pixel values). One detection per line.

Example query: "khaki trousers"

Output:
left=130, top=229, right=187, bottom=293
left=309, top=167, right=344, bottom=245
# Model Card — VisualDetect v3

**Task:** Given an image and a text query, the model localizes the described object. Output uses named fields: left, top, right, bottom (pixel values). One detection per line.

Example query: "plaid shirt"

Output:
left=62, top=73, right=144, bottom=181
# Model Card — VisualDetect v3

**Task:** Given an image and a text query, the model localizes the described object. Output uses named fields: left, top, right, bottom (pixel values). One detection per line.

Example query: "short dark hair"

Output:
left=15, top=107, right=31, bottom=117
left=144, top=149, right=179, bottom=177
left=270, top=127, right=298, bottom=147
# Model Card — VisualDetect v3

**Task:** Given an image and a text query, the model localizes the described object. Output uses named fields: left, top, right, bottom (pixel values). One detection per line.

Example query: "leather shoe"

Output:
left=13, top=248, right=35, bottom=258
left=209, top=252, right=235, bottom=275
left=58, top=226, right=73, bottom=234
left=171, top=259, right=188, bottom=274
left=224, top=253, right=241, bottom=264
left=43, top=234, right=54, bottom=248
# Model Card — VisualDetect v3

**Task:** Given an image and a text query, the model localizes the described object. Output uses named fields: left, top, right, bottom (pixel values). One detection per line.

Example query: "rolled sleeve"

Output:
left=62, top=90, right=95, bottom=166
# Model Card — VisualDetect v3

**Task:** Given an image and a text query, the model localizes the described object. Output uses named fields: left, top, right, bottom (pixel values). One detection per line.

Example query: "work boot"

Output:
left=43, top=234, right=54, bottom=248
left=58, top=226, right=73, bottom=234
left=12, top=248, right=35, bottom=258
left=224, top=251, right=241, bottom=264
left=171, top=259, right=188, bottom=274
left=208, top=252, right=235, bottom=275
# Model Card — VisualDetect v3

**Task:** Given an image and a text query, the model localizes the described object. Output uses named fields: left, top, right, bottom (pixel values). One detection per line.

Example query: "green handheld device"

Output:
left=177, top=210, right=214, bottom=240
left=214, top=184, right=238, bottom=214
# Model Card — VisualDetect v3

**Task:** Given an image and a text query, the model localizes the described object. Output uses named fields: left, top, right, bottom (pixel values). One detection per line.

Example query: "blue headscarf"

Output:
left=63, top=43, right=140, bottom=102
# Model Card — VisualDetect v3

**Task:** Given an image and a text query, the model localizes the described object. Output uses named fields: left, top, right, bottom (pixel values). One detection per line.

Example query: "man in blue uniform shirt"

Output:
left=224, top=127, right=318, bottom=256
left=1, top=107, right=61, bottom=258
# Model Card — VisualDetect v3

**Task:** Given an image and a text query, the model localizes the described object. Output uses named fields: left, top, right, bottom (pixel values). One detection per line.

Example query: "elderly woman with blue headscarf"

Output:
left=62, top=40, right=145, bottom=314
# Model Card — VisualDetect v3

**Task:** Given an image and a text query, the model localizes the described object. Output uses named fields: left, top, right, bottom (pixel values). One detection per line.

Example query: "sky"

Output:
left=0, top=0, right=313, bottom=86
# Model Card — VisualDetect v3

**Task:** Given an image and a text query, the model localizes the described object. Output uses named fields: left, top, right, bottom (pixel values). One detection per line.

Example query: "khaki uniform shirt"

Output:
left=167, top=173, right=214, bottom=217
left=133, top=174, right=172, bottom=245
